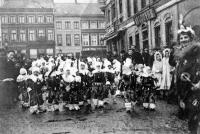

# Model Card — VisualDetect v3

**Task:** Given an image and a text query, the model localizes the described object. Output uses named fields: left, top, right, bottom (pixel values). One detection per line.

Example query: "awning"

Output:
left=118, top=21, right=135, bottom=31
left=103, top=32, right=118, bottom=41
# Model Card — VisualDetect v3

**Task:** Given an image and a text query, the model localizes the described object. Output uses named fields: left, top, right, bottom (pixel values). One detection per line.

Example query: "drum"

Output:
left=105, top=72, right=115, bottom=83
left=93, top=72, right=105, bottom=83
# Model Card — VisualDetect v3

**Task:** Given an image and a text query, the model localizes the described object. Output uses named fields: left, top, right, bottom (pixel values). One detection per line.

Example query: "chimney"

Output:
left=75, top=0, right=77, bottom=4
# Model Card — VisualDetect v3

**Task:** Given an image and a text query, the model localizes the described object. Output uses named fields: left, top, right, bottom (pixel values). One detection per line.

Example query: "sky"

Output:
left=54, top=0, right=98, bottom=3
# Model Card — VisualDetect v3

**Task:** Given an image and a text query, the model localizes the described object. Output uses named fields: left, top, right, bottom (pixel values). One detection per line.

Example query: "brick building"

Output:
left=55, top=2, right=106, bottom=58
left=0, top=0, right=55, bottom=58
left=103, top=0, right=200, bottom=53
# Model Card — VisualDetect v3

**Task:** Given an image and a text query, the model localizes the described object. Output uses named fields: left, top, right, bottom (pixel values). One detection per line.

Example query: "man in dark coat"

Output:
left=142, top=48, right=151, bottom=66
left=0, top=51, right=18, bottom=105
left=130, top=45, right=143, bottom=65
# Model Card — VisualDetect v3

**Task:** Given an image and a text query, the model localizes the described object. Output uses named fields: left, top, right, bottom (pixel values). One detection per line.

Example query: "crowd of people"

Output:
left=1, top=15, right=200, bottom=134
left=0, top=45, right=177, bottom=115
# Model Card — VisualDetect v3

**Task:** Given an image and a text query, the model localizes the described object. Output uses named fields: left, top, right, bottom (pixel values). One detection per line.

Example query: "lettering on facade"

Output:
left=134, top=8, right=156, bottom=25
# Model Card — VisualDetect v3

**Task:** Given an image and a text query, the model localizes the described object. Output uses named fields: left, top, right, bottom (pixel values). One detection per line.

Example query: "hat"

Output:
left=20, top=68, right=27, bottom=75
left=32, top=67, right=40, bottom=73
left=178, top=14, right=195, bottom=36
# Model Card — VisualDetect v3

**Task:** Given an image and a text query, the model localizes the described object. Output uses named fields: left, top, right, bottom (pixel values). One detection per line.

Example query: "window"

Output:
left=98, top=21, right=105, bottom=29
left=37, top=16, right=44, bottom=23
left=74, top=34, right=80, bottom=46
left=165, top=21, right=173, bottom=46
left=107, top=9, right=111, bottom=23
left=142, top=25, right=149, bottom=49
left=129, top=36, right=133, bottom=47
left=119, top=0, right=123, bottom=14
left=111, top=3, right=116, bottom=21
left=46, top=49, right=53, bottom=55
left=91, top=34, right=98, bottom=46
left=38, top=29, right=45, bottom=38
left=47, top=30, right=54, bottom=41
left=66, top=34, right=71, bottom=46
left=46, top=16, right=53, bottom=23
left=56, top=21, right=62, bottom=29
left=74, top=21, right=79, bottom=29
left=134, top=0, right=138, bottom=14
left=90, top=21, right=97, bottom=29
left=19, top=30, right=26, bottom=42
left=1, top=16, right=8, bottom=24
left=99, top=34, right=104, bottom=46
left=2, top=29, right=8, bottom=41
left=135, top=33, right=140, bottom=51
left=11, top=30, right=17, bottom=41
left=57, top=34, right=62, bottom=46
left=30, top=49, right=37, bottom=59
left=19, top=16, right=25, bottom=23
left=82, top=34, right=89, bottom=46
left=155, top=25, right=161, bottom=48
left=28, top=16, right=35, bottom=23
left=81, top=21, right=89, bottom=29
left=141, top=0, right=146, bottom=8
left=65, top=21, right=71, bottom=29
left=127, top=0, right=131, bottom=17
left=29, top=30, right=35, bottom=41
left=10, top=16, right=16, bottom=23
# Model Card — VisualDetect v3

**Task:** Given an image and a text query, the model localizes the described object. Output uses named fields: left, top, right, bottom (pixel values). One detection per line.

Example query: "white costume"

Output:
left=152, top=52, right=163, bottom=88
left=160, top=49, right=172, bottom=90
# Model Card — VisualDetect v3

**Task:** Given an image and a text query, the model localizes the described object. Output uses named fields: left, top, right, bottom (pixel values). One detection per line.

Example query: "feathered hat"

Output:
left=178, top=14, right=195, bottom=37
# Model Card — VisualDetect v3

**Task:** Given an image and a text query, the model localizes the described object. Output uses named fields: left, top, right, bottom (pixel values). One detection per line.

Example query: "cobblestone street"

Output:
left=0, top=99, right=189, bottom=134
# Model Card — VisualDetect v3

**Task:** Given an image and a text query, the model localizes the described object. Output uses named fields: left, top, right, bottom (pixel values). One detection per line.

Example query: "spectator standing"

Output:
left=142, top=48, right=151, bottom=66
left=131, top=45, right=143, bottom=65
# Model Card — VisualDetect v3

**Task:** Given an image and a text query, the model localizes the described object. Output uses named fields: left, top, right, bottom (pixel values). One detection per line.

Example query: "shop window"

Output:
left=142, top=24, right=149, bottom=49
left=135, top=33, right=140, bottom=51
left=46, top=49, right=53, bottom=55
left=165, top=21, right=173, bottom=46
left=30, top=49, right=37, bottom=59
left=154, top=25, right=161, bottom=48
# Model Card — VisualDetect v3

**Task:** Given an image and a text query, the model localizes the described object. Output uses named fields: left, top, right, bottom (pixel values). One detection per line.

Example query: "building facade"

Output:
left=55, top=3, right=106, bottom=58
left=103, top=0, right=200, bottom=53
left=0, top=0, right=55, bottom=58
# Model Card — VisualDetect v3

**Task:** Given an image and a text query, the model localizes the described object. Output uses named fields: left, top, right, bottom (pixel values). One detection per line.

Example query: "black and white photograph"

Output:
left=0, top=0, right=200, bottom=133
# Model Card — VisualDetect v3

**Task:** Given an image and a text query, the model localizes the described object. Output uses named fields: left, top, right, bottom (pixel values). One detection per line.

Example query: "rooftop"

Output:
left=55, top=3, right=104, bottom=16
left=2, top=0, right=54, bottom=8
